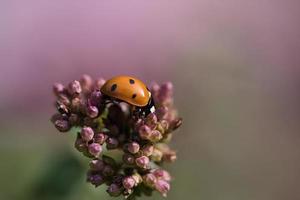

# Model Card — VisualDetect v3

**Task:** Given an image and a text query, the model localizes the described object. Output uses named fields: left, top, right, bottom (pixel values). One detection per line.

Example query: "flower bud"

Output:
left=141, top=144, right=154, bottom=156
left=89, top=90, right=102, bottom=106
left=107, top=183, right=122, bottom=197
left=139, top=125, right=152, bottom=140
left=135, top=156, right=149, bottom=169
left=68, top=80, right=82, bottom=95
left=89, top=159, right=105, bottom=171
left=150, top=82, right=160, bottom=96
left=153, top=169, right=171, bottom=181
left=156, top=106, right=168, bottom=120
left=160, top=82, right=173, bottom=95
left=155, top=180, right=170, bottom=197
left=87, top=174, right=105, bottom=187
left=88, top=143, right=102, bottom=157
left=94, top=133, right=107, bottom=144
left=145, top=113, right=158, bottom=129
left=123, top=153, right=135, bottom=165
left=131, top=173, right=143, bottom=185
left=122, top=176, right=136, bottom=189
left=86, top=105, right=99, bottom=118
left=53, top=83, right=65, bottom=96
left=163, top=151, right=177, bottom=163
left=143, top=173, right=157, bottom=188
left=94, top=78, right=106, bottom=90
left=58, top=94, right=71, bottom=106
left=160, top=120, right=169, bottom=131
left=102, top=165, right=115, bottom=177
left=80, top=127, right=94, bottom=142
left=80, top=74, right=93, bottom=92
left=171, top=117, right=183, bottom=130
left=150, top=130, right=163, bottom=142
left=74, top=138, right=87, bottom=152
left=126, top=142, right=140, bottom=154
left=54, top=119, right=70, bottom=132
left=151, top=148, right=163, bottom=162
left=106, top=137, right=119, bottom=149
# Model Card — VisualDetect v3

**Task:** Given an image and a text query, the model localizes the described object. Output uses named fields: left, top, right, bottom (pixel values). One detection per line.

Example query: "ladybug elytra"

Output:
left=100, top=75, right=155, bottom=116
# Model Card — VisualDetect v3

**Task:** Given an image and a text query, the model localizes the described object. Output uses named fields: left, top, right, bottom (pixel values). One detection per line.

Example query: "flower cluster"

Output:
left=51, top=75, right=182, bottom=199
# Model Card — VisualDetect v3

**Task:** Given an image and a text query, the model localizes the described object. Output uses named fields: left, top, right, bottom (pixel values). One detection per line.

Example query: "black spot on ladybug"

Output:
left=132, top=93, right=137, bottom=99
left=111, top=84, right=117, bottom=92
left=129, top=79, right=135, bottom=84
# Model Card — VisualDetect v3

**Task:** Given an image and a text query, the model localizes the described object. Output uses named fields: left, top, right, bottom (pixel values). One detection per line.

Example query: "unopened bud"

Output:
left=53, top=83, right=65, bottom=96
left=153, top=169, right=171, bottom=181
left=139, top=125, right=152, bottom=140
left=150, top=130, right=163, bottom=142
left=80, top=127, right=94, bottom=142
left=126, top=142, right=140, bottom=154
left=123, top=153, right=135, bottom=165
left=88, top=143, right=102, bottom=157
left=155, top=180, right=170, bottom=197
left=68, top=80, right=82, bottom=95
left=143, top=173, right=157, bottom=187
left=151, top=148, right=163, bottom=162
left=122, top=176, right=136, bottom=189
left=86, top=105, right=99, bottom=118
left=94, top=133, right=107, bottom=144
left=107, top=183, right=122, bottom=197
left=87, top=174, right=105, bottom=187
left=54, top=119, right=70, bottom=132
left=141, top=144, right=154, bottom=156
left=106, top=137, right=119, bottom=149
left=135, top=156, right=149, bottom=169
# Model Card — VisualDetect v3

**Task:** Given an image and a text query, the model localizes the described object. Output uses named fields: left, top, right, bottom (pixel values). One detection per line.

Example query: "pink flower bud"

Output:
left=94, top=78, right=106, bottom=90
left=143, top=173, right=157, bottom=187
left=126, top=142, right=140, bottom=154
left=139, top=125, right=152, bottom=140
left=142, top=145, right=154, bottom=156
left=153, top=169, right=171, bottom=181
left=106, top=137, right=119, bottom=149
left=155, top=180, right=170, bottom=197
left=123, top=153, right=135, bottom=165
left=145, top=113, right=158, bottom=129
left=80, top=127, right=94, bottom=142
left=68, top=80, right=82, bottom=95
left=86, top=105, right=99, bottom=118
left=54, top=120, right=70, bottom=132
left=53, top=83, right=65, bottom=96
left=122, top=176, right=136, bottom=189
left=94, top=133, right=107, bottom=144
left=88, top=143, right=102, bottom=157
left=135, top=156, right=149, bottom=169
left=150, top=130, right=163, bottom=142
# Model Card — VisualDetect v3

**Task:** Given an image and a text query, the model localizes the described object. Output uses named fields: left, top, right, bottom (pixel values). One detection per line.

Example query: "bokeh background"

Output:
left=1, top=1, right=300, bottom=200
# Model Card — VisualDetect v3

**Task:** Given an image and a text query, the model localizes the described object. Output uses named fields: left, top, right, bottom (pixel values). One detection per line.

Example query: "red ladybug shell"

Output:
left=100, top=76, right=151, bottom=107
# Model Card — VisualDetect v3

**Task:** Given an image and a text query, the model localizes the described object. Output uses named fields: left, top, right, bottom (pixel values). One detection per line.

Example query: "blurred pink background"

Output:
left=1, top=1, right=300, bottom=200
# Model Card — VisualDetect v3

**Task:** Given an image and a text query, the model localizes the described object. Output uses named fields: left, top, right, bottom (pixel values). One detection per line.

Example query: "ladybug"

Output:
left=100, top=75, right=155, bottom=116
